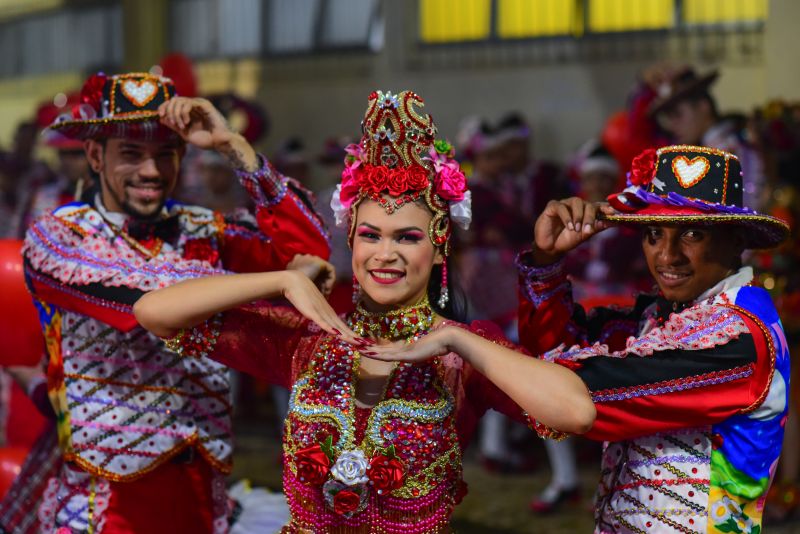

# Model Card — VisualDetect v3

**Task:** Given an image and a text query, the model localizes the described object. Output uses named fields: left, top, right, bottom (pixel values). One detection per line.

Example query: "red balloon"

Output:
left=159, top=53, right=198, bottom=98
left=601, top=111, right=630, bottom=163
left=0, top=240, right=44, bottom=366
left=602, top=110, right=658, bottom=174
left=0, top=447, right=27, bottom=500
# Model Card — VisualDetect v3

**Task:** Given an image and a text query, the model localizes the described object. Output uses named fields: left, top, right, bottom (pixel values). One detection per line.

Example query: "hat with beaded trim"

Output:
left=605, top=145, right=789, bottom=249
left=330, top=90, right=471, bottom=256
left=47, top=72, right=179, bottom=142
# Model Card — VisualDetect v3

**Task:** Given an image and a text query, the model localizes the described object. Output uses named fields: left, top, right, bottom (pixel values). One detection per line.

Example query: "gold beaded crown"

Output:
left=360, top=90, right=438, bottom=171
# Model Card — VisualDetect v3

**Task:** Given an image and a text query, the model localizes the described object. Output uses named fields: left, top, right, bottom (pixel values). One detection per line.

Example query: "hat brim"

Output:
left=648, top=71, right=719, bottom=117
left=49, top=112, right=179, bottom=142
left=602, top=204, right=790, bottom=249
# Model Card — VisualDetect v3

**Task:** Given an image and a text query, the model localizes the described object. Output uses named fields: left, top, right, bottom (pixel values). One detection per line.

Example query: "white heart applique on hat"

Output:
left=671, top=155, right=710, bottom=188
left=121, top=80, right=158, bottom=108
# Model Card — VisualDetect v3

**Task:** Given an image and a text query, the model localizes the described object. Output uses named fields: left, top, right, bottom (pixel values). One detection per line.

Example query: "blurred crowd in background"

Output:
left=1, top=52, right=800, bottom=526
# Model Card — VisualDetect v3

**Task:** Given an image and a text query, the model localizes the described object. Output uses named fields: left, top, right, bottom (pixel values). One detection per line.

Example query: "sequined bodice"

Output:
left=283, top=331, right=461, bottom=533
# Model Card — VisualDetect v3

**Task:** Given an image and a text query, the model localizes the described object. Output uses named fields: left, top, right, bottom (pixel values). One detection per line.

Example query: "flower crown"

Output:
left=331, top=90, right=471, bottom=255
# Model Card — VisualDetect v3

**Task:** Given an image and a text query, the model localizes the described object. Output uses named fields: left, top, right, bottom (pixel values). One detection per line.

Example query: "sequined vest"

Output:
left=27, top=203, right=234, bottom=481
left=283, top=334, right=462, bottom=533
left=53, top=312, right=233, bottom=481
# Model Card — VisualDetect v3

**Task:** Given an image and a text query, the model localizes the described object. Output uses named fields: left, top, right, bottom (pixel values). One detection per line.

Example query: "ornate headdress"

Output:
left=331, top=90, right=471, bottom=257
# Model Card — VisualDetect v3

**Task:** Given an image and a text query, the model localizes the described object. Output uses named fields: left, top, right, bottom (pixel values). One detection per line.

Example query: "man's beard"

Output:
left=101, top=177, right=167, bottom=221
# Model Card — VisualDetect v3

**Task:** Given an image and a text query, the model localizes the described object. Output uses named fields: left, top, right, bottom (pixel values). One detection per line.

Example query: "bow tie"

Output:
left=124, top=216, right=181, bottom=244
left=654, top=296, right=690, bottom=323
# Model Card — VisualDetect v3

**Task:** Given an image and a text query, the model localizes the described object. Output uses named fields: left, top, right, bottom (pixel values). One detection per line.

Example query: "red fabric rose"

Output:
left=80, top=73, right=107, bottom=114
left=332, top=489, right=361, bottom=515
left=386, top=167, right=429, bottom=196
left=362, top=165, right=389, bottom=194
left=368, top=455, right=405, bottom=493
left=295, top=444, right=331, bottom=486
left=629, top=148, right=658, bottom=187
left=182, top=239, right=220, bottom=265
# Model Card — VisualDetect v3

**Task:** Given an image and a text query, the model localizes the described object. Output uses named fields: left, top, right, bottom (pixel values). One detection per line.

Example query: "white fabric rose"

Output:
left=330, top=449, right=369, bottom=486
left=330, top=184, right=349, bottom=228
left=449, top=190, right=472, bottom=230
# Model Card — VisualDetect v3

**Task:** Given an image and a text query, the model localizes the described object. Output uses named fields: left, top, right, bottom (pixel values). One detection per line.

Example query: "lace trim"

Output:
left=591, top=364, right=754, bottom=402
left=546, top=304, right=749, bottom=363
left=516, top=252, right=570, bottom=308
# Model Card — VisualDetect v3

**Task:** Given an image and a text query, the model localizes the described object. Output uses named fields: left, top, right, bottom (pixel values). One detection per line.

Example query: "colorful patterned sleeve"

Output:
left=163, top=301, right=313, bottom=389
left=516, top=251, right=642, bottom=355
left=219, top=156, right=331, bottom=273
left=23, top=211, right=223, bottom=332
left=534, top=304, right=773, bottom=442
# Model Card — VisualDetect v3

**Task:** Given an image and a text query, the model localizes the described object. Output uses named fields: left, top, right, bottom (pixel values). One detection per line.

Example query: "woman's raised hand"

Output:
left=532, top=198, right=615, bottom=263
left=363, top=327, right=456, bottom=363
left=287, top=254, right=336, bottom=296
left=280, top=270, right=360, bottom=344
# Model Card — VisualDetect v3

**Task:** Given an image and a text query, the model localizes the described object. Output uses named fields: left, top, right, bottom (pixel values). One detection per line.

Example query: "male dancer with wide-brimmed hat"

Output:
left=2, top=71, right=329, bottom=533
left=519, top=145, right=790, bottom=533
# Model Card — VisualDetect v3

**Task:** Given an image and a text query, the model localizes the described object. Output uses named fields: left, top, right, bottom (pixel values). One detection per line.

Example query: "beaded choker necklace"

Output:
left=350, top=297, right=435, bottom=341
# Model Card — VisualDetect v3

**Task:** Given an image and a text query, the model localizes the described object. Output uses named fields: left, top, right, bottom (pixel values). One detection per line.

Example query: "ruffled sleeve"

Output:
left=516, top=251, right=647, bottom=355
left=219, top=157, right=331, bottom=273
left=164, top=301, right=319, bottom=389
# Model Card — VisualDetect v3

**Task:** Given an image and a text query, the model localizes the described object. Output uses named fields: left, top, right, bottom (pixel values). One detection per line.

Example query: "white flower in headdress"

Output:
left=449, top=190, right=472, bottom=230
left=330, top=184, right=349, bottom=228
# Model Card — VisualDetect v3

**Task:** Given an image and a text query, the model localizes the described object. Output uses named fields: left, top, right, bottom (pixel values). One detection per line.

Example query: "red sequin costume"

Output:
left=169, top=303, right=527, bottom=533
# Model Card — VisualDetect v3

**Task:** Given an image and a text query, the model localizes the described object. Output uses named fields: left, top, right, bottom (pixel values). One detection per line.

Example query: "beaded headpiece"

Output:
left=331, top=90, right=471, bottom=256
left=48, top=72, right=179, bottom=142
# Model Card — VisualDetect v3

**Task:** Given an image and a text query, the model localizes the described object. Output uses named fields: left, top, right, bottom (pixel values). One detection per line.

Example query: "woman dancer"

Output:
left=134, top=90, right=594, bottom=533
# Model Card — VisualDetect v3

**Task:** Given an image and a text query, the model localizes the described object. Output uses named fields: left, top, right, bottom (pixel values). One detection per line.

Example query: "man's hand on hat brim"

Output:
left=531, top=198, right=615, bottom=265
left=158, top=97, right=258, bottom=172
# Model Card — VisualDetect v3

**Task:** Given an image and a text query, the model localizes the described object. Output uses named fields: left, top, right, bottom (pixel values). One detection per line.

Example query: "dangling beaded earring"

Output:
left=352, top=274, right=361, bottom=305
left=438, top=259, right=449, bottom=308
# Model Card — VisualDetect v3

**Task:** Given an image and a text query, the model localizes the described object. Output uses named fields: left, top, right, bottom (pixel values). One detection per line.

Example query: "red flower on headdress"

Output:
left=363, top=166, right=389, bottom=194
left=629, top=148, right=658, bottom=187
left=79, top=73, right=107, bottom=115
left=386, top=166, right=428, bottom=196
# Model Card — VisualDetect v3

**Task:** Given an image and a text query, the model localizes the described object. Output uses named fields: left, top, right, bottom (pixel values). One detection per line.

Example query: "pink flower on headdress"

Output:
left=339, top=165, right=362, bottom=208
left=426, top=147, right=467, bottom=201
left=434, top=165, right=467, bottom=201
left=344, top=143, right=365, bottom=166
